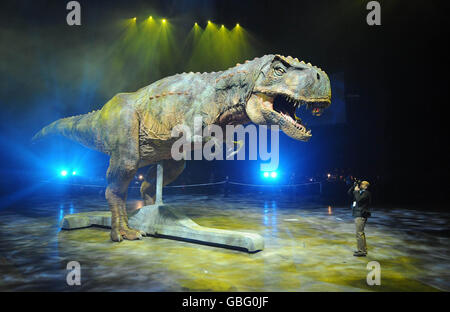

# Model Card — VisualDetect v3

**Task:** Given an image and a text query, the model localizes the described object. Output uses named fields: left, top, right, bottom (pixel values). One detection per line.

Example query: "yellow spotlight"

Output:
left=149, top=16, right=152, bottom=19
left=236, top=23, right=240, bottom=27
left=221, top=24, right=224, bottom=28
left=162, top=18, right=166, bottom=23
left=133, top=17, right=136, bottom=21
left=194, top=22, right=198, bottom=26
left=208, top=20, right=211, bottom=24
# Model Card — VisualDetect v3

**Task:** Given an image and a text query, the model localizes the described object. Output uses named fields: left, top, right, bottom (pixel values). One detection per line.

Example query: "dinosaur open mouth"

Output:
left=271, top=94, right=330, bottom=135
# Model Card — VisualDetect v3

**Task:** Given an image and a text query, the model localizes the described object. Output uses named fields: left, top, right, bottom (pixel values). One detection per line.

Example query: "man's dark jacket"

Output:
left=348, top=186, right=372, bottom=218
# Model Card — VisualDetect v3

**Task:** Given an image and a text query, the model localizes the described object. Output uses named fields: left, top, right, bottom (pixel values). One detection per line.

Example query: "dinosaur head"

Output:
left=246, top=55, right=331, bottom=141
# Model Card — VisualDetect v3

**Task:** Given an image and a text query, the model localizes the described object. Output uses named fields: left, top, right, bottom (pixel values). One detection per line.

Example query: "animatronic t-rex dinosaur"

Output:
left=33, top=54, right=331, bottom=242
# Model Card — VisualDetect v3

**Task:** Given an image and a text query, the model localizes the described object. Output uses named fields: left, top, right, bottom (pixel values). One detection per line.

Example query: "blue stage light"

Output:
left=72, top=171, right=77, bottom=175
left=262, top=171, right=278, bottom=179
left=60, top=170, right=68, bottom=177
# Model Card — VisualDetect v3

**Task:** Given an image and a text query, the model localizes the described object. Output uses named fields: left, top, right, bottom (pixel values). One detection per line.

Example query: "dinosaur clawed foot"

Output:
left=110, top=227, right=123, bottom=242
left=121, top=228, right=146, bottom=240
left=110, top=227, right=146, bottom=242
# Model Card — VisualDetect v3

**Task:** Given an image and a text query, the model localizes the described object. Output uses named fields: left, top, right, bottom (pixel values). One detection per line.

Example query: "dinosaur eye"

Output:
left=274, top=66, right=286, bottom=76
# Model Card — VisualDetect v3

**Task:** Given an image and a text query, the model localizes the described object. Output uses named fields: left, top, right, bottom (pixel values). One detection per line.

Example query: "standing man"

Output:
left=348, top=180, right=372, bottom=257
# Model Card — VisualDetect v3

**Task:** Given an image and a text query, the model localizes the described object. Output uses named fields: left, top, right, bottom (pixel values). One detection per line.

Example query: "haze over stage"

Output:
left=0, top=0, right=447, bottom=204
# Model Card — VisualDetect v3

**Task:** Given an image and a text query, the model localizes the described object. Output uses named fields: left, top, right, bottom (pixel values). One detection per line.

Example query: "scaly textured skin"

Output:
left=33, top=54, right=331, bottom=242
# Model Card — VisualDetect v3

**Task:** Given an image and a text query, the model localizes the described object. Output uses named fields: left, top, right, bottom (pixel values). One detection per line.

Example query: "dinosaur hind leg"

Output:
left=140, top=159, right=186, bottom=205
left=105, top=108, right=145, bottom=242
left=106, top=156, right=146, bottom=241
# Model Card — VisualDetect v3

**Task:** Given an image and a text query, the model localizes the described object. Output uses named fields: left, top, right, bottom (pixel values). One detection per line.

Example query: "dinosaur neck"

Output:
left=212, top=55, right=273, bottom=126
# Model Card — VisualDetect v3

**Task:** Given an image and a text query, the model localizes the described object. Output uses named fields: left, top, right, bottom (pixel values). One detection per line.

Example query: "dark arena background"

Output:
left=0, top=0, right=449, bottom=298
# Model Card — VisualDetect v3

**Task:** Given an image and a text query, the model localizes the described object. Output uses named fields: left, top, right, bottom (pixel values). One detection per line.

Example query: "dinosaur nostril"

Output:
left=316, top=73, right=320, bottom=80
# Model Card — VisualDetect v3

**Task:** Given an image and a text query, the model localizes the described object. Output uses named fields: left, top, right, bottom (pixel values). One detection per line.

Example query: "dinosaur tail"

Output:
left=32, top=111, right=99, bottom=148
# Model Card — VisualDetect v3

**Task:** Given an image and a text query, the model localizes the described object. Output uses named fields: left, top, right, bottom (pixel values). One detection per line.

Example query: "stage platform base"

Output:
left=60, top=204, right=264, bottom=253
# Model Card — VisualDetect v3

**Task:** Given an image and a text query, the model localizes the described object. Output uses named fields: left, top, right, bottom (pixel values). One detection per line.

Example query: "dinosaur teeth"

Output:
left=284, top=112, right=311, bottom=134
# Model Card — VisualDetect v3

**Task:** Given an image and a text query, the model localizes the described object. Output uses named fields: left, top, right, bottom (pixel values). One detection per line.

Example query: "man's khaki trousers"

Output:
left=355, top=217, right=367, bottom=253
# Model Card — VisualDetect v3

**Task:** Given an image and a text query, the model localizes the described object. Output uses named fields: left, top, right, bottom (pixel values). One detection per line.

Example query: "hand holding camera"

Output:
left=352, top=178, right=361, bottom=190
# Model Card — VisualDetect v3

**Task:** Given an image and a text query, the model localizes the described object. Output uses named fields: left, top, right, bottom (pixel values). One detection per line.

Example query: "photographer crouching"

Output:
left=348, top=180, right=372, bottom=257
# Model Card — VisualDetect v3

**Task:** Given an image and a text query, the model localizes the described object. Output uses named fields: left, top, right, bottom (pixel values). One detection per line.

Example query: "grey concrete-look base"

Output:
left=61, top=204, right=264, bottom=253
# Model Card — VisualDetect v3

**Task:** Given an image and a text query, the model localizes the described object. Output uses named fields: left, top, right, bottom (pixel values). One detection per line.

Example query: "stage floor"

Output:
left=0, top=193, right=449, bottom=291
